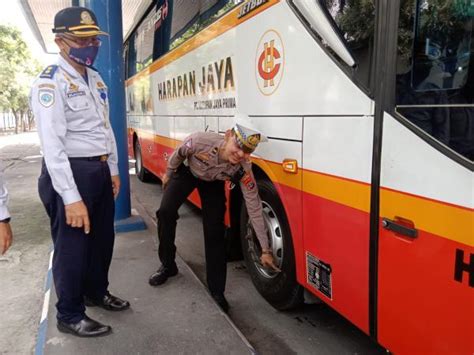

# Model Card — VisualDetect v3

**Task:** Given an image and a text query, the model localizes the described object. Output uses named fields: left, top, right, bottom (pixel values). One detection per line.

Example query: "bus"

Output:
left=123, top=0, right=474, bottom=353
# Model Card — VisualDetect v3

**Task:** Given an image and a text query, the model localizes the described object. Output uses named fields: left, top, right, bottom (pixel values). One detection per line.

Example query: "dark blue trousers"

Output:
left=38, top=159, right=115, bottom=323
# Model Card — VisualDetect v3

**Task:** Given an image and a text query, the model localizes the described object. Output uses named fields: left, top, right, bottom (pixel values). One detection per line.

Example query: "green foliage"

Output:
left=333, top=0, right=375, bottom=49
left=0, top=24, right=41, bottom=128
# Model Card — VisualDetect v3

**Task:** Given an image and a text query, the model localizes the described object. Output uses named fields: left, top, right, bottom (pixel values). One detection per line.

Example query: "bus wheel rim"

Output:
left=248, top=201, right=284, bottom=279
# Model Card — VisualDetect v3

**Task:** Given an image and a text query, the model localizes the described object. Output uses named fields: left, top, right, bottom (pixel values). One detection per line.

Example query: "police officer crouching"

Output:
left=30, top=7, right=129, bottom=337
left=149, top=113, right=280, bottom=313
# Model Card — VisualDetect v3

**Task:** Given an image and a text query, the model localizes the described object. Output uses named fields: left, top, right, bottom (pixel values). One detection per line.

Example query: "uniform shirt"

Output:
left=166, top=132, right=269, bottom=250
left=0, top=163, right=10, bottom=220
left=30, top=55, right=118, bottom=205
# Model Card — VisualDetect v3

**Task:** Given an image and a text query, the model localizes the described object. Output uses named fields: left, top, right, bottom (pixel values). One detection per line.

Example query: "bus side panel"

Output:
left=127, top=127, right=134, bottom=158
left=302, top=189, right=370, bottom=332
left=378, top=114, right=474, bottom=354
left=137, top=128, right=157, bottom=175
left=378, top=225, right=474, bottom=354
left=302, top=116, right=374, bottom=334
left=154, top=116, right=176, bottom=177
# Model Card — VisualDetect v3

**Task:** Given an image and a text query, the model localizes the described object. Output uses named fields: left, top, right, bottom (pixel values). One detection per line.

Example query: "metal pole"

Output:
left=84, top=0, right=145, bottom=232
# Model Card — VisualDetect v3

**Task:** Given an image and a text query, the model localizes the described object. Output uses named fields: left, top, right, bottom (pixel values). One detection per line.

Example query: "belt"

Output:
left=69, top=155, right=109, bottom=162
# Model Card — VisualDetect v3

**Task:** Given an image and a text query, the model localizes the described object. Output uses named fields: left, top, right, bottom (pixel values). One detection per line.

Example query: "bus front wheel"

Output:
left=134, top=140, right=152, bottom=182
left=240, top=179, right=303, bottom=310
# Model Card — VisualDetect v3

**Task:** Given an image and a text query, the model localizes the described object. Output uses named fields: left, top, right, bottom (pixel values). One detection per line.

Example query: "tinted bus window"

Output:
left=126, top=35, right=137, bottom=79
left=396, top=0, right=474, bottom=162
left=169, top=0, right=239, bottom=50
left=135, top=6, right=157, bottom=72
left=153, top=0, right=172, bottom=59
left=322, top=0, right=375, bottom=90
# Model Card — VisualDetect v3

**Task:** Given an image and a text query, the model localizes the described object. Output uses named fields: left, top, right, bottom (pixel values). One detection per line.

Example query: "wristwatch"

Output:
left=0, top=217, right=11, bottom=224
left=261, top=249, right=272, bottom=255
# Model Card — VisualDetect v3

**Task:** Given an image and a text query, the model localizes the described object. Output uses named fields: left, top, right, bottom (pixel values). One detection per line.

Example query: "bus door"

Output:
left=291, top=0, right=377, bottom=335
left=377, top=1, right=474, bottom=353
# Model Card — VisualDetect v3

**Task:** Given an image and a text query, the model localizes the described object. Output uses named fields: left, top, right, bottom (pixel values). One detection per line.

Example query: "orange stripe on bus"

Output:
left=252, top=159, right=370, bottom=212
left=380, top=188, right=473, bottom=247
left=125, top=0, right=280, bottom=86
left=132, top=129, right=473, bottom=247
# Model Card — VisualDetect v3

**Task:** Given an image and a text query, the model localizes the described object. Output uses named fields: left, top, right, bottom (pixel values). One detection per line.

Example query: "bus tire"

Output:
left=240, top=179, right=303, bottom=310
left=134, top=140, right=152, bottom=182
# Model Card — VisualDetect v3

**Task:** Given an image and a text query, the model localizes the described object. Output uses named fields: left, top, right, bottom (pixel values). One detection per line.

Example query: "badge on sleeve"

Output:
left=184, top=138, right=193, bottom=148
left=241, top=173, right=256, bottom=190
left=38, top=89, right=55, bottom=108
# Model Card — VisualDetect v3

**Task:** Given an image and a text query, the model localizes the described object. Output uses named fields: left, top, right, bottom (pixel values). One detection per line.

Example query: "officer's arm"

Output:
left=239, top=169, right=270, bottom=250
left=106, top=125, right=119, bottom=176
left=31, top=80, right=81, bottom=205
left=166, top=133, right=196, bottom=177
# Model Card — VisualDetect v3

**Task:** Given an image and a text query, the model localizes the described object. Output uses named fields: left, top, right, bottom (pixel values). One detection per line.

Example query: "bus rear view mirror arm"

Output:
left=292, top=0, right=356, bottom=68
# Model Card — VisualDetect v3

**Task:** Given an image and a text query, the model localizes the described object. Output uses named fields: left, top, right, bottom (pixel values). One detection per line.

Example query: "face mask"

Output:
left=68, top=46, right=99, bottom=67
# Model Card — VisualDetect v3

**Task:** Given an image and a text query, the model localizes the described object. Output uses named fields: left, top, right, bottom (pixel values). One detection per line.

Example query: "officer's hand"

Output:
left=65, top=201, right=90, bottom=234
left=260, top=252, right=281, bottom=272
left=111, top=175, right=120, bottom=199
left=162, top=174, right=169, bottom=191
left=0, top=222, right=13, bottom=255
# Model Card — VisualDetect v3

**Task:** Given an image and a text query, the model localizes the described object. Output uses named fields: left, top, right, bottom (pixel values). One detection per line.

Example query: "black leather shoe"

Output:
left=149, top=265, right=178, bottom=286
left=211, top=293, right=230, bottom=313
left=57, top=316, right=111, bottom=337
left=84, top=291, right=130, bottom=311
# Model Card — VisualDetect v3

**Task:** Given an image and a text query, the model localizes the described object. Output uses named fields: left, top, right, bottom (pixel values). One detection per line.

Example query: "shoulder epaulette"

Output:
left=39, top=65, right=58, bottom=79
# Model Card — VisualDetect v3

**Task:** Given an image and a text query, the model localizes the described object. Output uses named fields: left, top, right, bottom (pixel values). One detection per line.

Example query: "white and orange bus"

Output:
left=124, top=0, right=473, bottom=353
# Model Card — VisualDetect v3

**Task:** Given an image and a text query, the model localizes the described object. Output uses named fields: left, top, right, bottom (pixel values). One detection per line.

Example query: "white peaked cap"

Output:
left=232, top=113, right=268, bottom=153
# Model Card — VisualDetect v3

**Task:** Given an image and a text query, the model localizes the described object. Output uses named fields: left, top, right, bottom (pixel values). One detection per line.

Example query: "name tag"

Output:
left=66, top=91, right=86, bottom=98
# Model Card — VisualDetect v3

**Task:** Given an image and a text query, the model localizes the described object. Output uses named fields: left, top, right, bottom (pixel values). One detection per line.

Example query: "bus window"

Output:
left=168, top=0, right=243, bottom=52
left=396, top=0, right=474, bottom=162
left=169, top=0, right=201, bottom=51
left=321, top=0, right=375, bottom=91
left=135, top=6, right=157, bottom=72
left=125, top=34, right=137, bottom=79
left=199, top=0, right=244, bottom=28
left=153, top=0, right=172, bottom=59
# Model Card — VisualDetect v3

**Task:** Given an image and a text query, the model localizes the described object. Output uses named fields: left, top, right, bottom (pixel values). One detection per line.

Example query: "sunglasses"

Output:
left=61, top=35, right=102, bottom=47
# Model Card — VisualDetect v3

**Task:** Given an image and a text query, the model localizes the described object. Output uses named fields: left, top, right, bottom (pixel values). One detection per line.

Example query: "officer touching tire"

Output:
left=30, top=7, right=129, bottom=337
left=149, top=114, right=280, bottom=313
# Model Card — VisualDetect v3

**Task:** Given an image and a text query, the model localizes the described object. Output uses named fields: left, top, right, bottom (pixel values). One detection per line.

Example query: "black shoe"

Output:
left=211, top=293, right=230, bottom=313
left=57, top=316, right=111, bottom=337
left=149, top=265, right=178, bottom=286
left=84, top=291, right=130, bottom=311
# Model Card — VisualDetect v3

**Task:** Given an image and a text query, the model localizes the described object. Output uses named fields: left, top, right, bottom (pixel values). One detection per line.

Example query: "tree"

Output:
left=0, top=25, right=41, bottom=133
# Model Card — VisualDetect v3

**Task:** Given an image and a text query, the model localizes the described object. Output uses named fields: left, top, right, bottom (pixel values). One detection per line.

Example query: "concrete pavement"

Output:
left=0, top=132, right=255, bottom=355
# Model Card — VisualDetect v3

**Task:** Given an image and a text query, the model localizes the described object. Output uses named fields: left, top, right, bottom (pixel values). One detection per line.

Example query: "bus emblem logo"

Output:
left=256, top=30, right=284, bottom=95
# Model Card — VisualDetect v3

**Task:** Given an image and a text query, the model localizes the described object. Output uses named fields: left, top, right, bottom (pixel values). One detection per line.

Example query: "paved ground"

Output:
left=0, top=132, right=253, bottom=355
left=0, top=132, right=51, bottom=355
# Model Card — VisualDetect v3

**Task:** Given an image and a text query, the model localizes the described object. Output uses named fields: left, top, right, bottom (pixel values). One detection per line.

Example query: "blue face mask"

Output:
left=68, top=46, right=99, bottom=67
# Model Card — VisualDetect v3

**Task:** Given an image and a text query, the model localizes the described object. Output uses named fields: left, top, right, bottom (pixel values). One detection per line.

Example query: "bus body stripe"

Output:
left=132, top=129, right=473, bottom=247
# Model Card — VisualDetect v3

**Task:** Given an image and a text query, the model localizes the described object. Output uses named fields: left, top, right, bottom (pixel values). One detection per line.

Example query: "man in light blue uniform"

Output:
left=0, top=162, right=13, bottom=255
left=30, top=7, right=129, bottom=338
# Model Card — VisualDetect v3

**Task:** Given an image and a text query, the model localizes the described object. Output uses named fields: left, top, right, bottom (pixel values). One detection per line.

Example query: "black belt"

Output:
left=69, top=155, right=109, bottom=162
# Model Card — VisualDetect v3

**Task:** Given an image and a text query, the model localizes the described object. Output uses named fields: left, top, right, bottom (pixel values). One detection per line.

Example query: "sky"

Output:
left=0, top=0, right=56, bottom=66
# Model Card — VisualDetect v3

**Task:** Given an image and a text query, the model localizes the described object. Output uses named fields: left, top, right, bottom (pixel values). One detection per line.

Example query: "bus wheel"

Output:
left=134, top=140, right=152, bottom=182
left=240, top=179, right=303, bottom=310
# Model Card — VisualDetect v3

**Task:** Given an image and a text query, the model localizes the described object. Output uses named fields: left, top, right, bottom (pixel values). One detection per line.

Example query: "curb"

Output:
left=35, top=246, right=54, bottom=355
